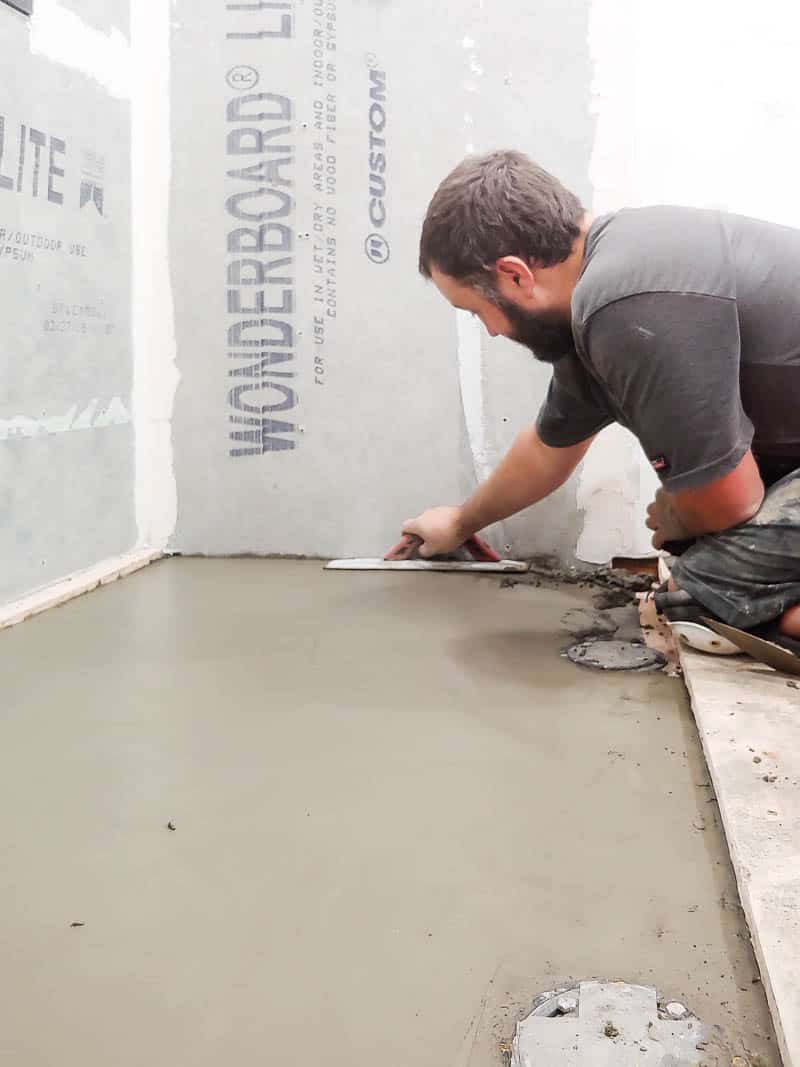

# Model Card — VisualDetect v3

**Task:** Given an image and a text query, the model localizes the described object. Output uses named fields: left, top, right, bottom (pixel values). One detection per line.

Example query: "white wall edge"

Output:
left=455, top=308, right=490, bottom=484
left=130, top=0, right=179, bottom=553
left=0, top=547, right=164, bottom=631
left=577, top=0, right=658, bottom=563
left=28, top=0, right=132, bottom=99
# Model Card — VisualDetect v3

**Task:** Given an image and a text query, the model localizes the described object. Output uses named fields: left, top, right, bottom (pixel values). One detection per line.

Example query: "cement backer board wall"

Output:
left=169, top=0, right=594, bottom=560
left=0, top=0, right=135, bottom=603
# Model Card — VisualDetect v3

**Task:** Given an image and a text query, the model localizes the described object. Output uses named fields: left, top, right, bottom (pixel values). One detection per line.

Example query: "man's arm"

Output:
left=646, top=449, right=765, bottom=549
left=386, top=428, right=593, bottom=559
left=459, top=427, right=594, bottom=536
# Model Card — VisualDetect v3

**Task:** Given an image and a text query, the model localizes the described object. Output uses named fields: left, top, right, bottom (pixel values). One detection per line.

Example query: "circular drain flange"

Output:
left=509, top=982, right=706, bottom=1066
left=565, top=639, right=666, bottom=672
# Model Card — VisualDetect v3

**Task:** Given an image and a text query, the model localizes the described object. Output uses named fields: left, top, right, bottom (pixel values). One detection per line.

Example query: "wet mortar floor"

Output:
left=0, top=559, right=777, bottom=1065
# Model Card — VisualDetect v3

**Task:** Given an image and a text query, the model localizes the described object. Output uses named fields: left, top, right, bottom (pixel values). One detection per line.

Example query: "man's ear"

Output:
left=495, top=256, right=535, bottom=294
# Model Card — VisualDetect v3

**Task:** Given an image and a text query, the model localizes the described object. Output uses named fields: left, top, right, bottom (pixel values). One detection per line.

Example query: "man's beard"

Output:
left=492, top=294, right=575, bottom=363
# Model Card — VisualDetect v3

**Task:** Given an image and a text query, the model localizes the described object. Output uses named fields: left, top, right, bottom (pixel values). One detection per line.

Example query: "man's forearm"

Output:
left=458, top=427, right=593, bottom=539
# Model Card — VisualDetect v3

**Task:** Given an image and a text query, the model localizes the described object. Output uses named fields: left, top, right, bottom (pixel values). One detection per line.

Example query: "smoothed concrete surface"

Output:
left=679, top=641, right=800, bottom=1067
left=0, top=559, right=777, bottom=1065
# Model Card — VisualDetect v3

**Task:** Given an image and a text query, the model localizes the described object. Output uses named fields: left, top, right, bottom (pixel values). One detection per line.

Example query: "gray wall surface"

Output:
left=0, top=5, right=135, bottom=601
left=169, top=0, right=593, bottom=558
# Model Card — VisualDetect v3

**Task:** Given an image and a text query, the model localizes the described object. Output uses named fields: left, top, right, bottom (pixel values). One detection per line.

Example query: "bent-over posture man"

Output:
left=386, top=150, right=800, bottom=657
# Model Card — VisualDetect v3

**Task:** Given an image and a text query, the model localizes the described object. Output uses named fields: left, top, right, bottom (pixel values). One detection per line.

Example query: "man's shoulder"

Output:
left=572, top=206, right=735, bottom=332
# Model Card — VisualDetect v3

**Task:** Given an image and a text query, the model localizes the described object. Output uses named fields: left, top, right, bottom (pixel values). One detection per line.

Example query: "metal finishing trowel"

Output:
left=326, top=534, right=529, bottom=573
left=702, top=617, right=800, bottom=677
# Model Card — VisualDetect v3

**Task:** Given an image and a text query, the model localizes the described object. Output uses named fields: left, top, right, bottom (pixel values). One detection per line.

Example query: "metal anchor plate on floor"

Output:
left=511, top=981, right=709, bottom=1066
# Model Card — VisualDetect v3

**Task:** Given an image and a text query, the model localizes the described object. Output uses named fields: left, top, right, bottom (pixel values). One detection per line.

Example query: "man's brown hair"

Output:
left=419, top=150, right=584, bottom=284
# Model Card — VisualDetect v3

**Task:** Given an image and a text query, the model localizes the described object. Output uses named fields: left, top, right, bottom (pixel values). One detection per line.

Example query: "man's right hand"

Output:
left=383, top=429, right=595, bottom=563
left=384, top=506, right=469, bottom=560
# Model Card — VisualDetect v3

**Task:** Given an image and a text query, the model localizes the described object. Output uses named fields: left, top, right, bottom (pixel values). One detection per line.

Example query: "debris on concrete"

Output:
left=167, top=821, right=176, bottom=831
left=594, top=587, right=636, bottom=609
left=556, top=995, right=578, bottom=1015
left=561, top=602, right=646, bottom=644
left=561, top=607, right=619, bottom=640
left=605, top=604, right=648, bottom=642
left=70, top=922, right=85, bottom=928
left=521, top=556, right=655, bottom=596
left=666, top=1001, right=689, bottom=1020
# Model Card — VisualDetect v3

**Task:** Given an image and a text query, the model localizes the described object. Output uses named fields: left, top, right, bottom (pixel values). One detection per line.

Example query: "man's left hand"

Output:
left=646, top=488, right=693, bottom=549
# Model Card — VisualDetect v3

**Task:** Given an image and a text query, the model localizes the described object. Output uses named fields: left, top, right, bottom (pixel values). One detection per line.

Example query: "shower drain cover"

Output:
left=565, top=639, right=666, bottom=672
left=510, top=981, right=709, bottom=1065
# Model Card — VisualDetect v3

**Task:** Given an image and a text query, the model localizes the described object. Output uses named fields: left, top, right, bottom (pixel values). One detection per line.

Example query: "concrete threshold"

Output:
left=676, top=637, right=800, bottom=1067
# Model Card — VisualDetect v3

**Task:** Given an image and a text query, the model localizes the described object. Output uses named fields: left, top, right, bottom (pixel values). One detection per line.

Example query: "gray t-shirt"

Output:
left=536, top=206, right=800, bottom=490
